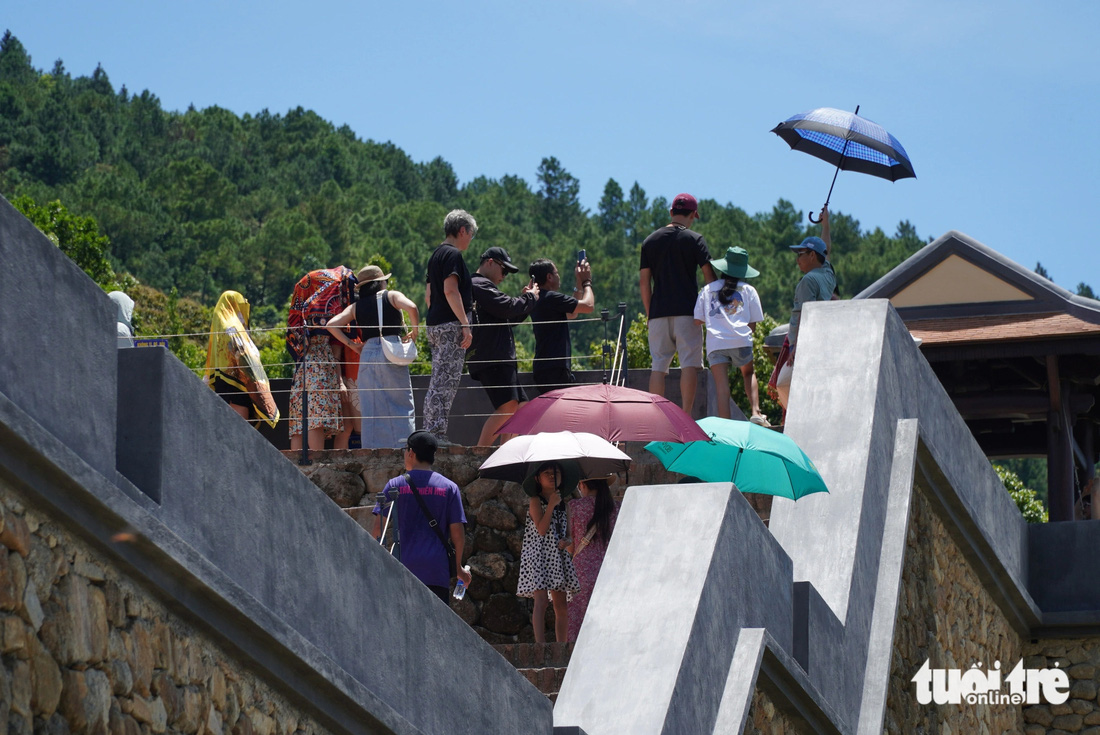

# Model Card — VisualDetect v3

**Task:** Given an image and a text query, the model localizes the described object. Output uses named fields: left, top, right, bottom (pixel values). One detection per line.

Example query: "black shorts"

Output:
left=533, top=366, right=575, bottom=396
left=474, top=364, right=528, bottom=409
left=213, top=377, right=252, bottom=408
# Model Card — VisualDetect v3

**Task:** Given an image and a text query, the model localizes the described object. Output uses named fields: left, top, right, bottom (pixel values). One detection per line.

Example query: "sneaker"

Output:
left=749, top=415, right=770, bottom=428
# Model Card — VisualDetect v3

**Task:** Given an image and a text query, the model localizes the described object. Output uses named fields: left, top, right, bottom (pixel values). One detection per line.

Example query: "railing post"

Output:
left=617, top=302, right=628, bottom=387
left=601, top=307, right=610, bottom=384
left=298, top=379, right=312, bottom=465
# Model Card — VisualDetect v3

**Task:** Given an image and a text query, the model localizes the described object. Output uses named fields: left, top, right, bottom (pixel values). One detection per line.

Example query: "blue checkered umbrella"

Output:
left=772, top=106, right=915, bottom=221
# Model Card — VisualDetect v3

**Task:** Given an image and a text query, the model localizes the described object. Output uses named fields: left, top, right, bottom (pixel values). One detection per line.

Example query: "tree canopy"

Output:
left=0, top=30, right=945, bottom=339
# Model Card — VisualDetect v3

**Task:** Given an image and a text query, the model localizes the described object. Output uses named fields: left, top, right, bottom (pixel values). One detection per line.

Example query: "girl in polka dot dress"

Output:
left=517, top=462, right=580, bottom=643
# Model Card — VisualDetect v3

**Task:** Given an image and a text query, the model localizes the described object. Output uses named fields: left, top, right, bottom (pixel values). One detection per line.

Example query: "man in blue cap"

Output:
left=775, top=208, right=834, bottom=409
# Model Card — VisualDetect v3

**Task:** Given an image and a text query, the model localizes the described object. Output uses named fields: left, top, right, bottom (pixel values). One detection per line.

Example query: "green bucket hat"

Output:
left=710, top=247, right=759, bottom=279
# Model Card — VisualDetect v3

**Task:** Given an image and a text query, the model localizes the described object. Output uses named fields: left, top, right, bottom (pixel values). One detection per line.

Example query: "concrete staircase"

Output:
left=493, top=642, right=574, bottom=702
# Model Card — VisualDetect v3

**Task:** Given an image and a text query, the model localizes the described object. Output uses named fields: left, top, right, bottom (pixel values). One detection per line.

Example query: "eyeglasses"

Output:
left=795, top=250, right=812, bottom=258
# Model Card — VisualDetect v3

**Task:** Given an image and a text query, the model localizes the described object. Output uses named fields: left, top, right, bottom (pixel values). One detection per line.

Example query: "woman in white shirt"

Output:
left=693, top=246, right=768, bottom=426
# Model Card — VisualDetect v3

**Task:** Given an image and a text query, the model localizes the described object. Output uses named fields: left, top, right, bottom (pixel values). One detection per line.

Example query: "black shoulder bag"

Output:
left=404, top=472, right=457, bottom=565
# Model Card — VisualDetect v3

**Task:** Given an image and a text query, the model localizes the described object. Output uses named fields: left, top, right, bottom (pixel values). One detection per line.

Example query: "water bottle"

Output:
left=453, top=566, right=471, bottom=600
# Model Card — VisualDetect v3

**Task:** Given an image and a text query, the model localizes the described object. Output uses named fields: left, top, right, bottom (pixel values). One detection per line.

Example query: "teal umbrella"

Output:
left=644, top=417, right=828, bottom=500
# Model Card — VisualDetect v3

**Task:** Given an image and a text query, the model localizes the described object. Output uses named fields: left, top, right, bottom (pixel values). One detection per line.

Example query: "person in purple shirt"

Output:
left=372, top=430, right=471, bottom=603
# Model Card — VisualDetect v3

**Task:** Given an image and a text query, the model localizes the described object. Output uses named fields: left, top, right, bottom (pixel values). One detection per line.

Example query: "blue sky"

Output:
left=6, top=1, right=1099, bottom=292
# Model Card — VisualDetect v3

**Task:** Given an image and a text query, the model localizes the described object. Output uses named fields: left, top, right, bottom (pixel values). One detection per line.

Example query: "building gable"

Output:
left=891, top=253, right=1034, bottom=308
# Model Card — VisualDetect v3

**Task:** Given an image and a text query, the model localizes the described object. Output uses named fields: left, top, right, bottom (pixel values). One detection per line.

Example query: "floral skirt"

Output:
left=289, top=336, right=344, bottom=437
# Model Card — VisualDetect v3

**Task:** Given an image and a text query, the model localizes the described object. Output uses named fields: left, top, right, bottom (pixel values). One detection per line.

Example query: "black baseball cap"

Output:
left=481, top=246, right=519, bottom=273
left=406, top=430, right=439, bottom=454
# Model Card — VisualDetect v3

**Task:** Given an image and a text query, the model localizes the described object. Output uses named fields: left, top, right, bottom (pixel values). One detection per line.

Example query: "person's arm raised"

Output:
left=820, top=205, right=831, bottom=260
left=570, top=259, right=595, bottom=318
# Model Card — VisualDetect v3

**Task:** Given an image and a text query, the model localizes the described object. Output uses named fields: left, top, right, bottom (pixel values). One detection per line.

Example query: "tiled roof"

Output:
left=906, top=312, right=1100, bottom=345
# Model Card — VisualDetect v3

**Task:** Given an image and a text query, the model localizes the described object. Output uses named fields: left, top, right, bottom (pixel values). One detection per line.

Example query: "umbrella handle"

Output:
left=808, top=105, right=856, bottom=224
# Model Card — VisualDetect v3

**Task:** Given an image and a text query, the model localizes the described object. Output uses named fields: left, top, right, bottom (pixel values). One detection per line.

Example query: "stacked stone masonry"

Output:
left=1020, top=637, right=1100, bottom=735
left=0, top=477, right=334, bottom=735
left=741, top=688, right=813, bottom=735
left=885, top=484, right=1026, bottom=733
left=491, top=642, right=573, bottom=703
left=293, top=445, right=772, bottom=645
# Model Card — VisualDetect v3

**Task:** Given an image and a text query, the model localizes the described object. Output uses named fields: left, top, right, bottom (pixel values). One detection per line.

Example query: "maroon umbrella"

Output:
left=498, top=384, right=709, bottom=443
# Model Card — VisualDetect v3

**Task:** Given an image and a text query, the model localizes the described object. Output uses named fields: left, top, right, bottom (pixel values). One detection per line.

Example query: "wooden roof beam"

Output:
left=952, top=392, right=1094, bottom=421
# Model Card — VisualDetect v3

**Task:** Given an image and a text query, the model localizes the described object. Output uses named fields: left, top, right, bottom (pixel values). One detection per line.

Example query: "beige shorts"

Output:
left=648, top=316, right=704, bottom=372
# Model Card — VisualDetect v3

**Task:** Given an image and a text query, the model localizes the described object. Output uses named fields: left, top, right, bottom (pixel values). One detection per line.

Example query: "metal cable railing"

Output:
left=160, top=303, right=634, bottom=463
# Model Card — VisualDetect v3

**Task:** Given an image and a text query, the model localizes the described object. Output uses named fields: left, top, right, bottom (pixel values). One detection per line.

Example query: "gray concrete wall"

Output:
left=553, top=483, right=795, bottom=734
left=117, top=345, right=551, bottom=735
left=0, top=195, right=118, bottom=479
left=769, top=299, right=1041, bottom=724
left=0, top=198, right=553, bottom=735
left=1029, top=519, right=1100, bottom=624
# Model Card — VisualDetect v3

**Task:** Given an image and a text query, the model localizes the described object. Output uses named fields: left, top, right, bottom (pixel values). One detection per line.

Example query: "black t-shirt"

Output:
left=425, top=243, right=472, bottom=326
left=468, top=274, right=537, bottom=375
left=353, top=290, right=404, bottom=339
left=531, top=290, right=579, bottom=375
left=639, top=225, right=711, bottom=319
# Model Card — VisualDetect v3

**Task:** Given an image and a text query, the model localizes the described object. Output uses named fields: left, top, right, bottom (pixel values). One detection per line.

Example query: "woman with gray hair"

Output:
left=422, top=209, right=477, bottom=444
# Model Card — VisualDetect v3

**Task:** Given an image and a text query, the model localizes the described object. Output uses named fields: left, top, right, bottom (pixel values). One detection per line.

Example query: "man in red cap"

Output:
left=639, top=193, right=716, bottom=413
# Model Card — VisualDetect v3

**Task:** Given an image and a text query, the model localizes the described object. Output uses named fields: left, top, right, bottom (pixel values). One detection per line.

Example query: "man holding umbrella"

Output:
left=774, top=208, right=834, bottom=409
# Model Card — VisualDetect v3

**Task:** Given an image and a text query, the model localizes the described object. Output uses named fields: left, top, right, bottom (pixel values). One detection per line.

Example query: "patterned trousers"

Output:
left=424, top=322, right=466, bottom=439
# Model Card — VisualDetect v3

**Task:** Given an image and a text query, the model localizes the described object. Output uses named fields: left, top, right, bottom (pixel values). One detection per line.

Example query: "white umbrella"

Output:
left=478, top=431, right=631, bottom=490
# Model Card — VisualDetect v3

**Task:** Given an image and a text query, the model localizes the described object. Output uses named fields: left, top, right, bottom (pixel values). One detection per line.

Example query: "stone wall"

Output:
left=883, top=485, right=1026, bottom=733
left=741, top=687, right=814, bottom=735
left=291, top=444, right=772, bottom=643
left=1020, top=637, right=1100, bottom=734
left=0, top=477, right=334, bottom=735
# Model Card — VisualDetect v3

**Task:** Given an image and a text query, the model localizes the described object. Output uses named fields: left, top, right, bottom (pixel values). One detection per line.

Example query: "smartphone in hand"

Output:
left=576, top=249, right=587, bottom=264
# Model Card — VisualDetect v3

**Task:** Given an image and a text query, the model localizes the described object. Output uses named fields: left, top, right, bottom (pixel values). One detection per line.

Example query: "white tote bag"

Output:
left=376, top=292, right=417, bottom=366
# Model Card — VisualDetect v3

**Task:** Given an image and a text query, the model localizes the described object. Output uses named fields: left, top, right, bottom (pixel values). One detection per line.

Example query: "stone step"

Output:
left=519, top=666, right=568, bottom=703
left=493, top=642, right=574, bottom=701
left=493, top=642, right=574, bottom=668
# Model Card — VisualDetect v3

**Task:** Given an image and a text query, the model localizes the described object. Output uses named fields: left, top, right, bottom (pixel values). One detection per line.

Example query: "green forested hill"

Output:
left=0, top=30, right=928, bottom=349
